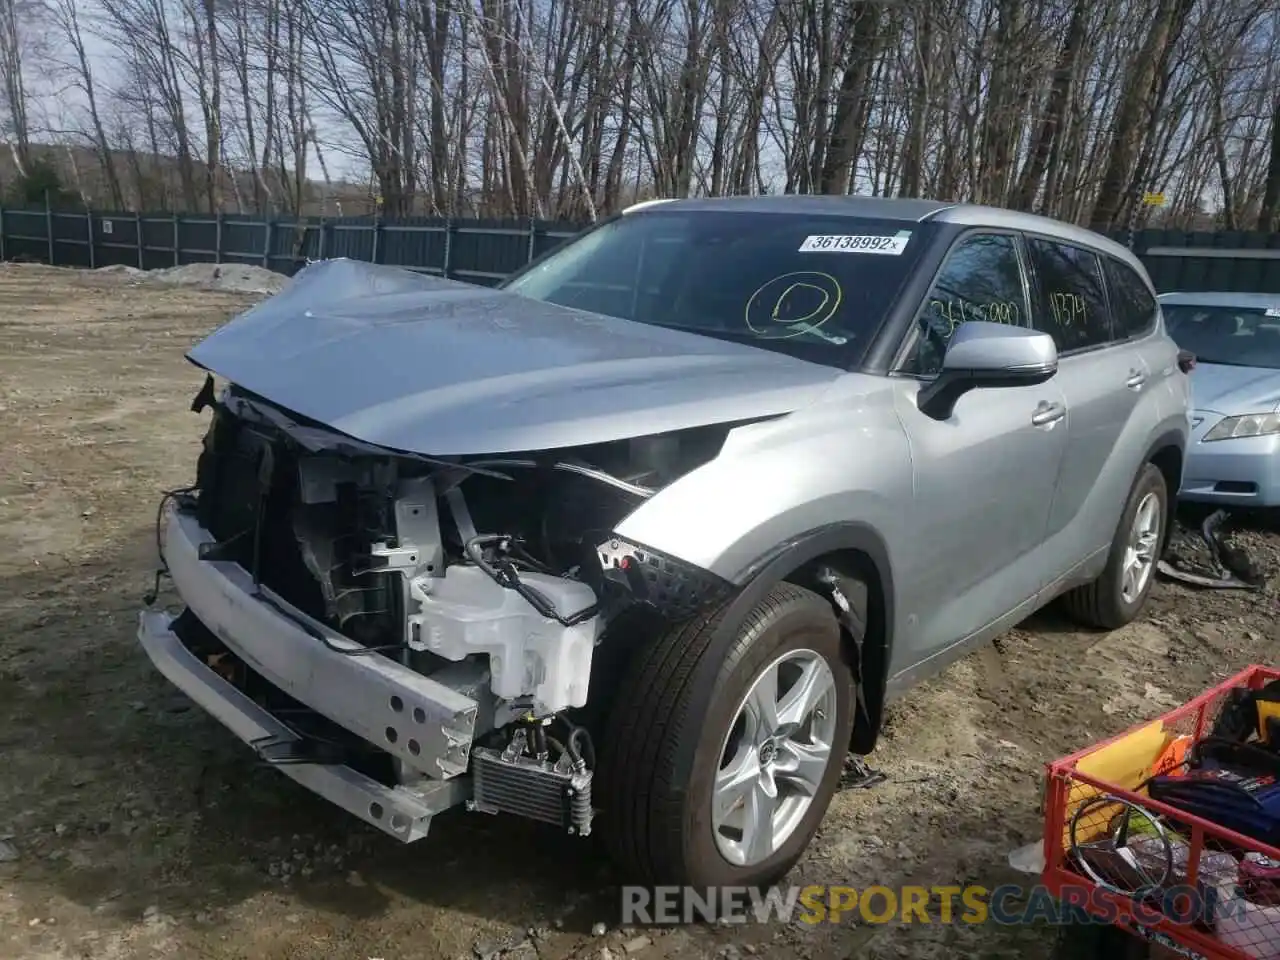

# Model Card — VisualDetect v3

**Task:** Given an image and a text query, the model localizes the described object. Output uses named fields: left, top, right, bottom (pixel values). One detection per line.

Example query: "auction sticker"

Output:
left=798, top=231, right=910, bottom=254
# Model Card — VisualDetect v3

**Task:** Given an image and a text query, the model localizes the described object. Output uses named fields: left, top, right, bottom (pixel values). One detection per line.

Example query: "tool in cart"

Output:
left=1136, top=684, right=1280, bottom=851
left=1067, top=794, right=1175, bottom=896
left=1239, top=852, right=1280, bottom=906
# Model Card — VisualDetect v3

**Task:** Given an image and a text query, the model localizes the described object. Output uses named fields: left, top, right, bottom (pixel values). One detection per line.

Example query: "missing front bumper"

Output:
left=136, top=610, right=468, bottom=841
left=154, top=508, right=480, bottom=779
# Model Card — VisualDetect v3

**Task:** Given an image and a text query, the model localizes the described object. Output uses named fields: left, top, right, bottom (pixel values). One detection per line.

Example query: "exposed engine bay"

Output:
left=147, top=377, right=739, bottom=839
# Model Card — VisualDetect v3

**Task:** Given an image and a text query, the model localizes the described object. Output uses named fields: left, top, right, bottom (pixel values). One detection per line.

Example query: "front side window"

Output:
left=1103, top=257, right=1158, bottom=341
left=1025, top=237, right=1112, bottom=353
left=500, top=209, right=931, bottom=369
left=900, top=232, right=1030, bottom=376
left=1164, top=304, right=1280, bottom=370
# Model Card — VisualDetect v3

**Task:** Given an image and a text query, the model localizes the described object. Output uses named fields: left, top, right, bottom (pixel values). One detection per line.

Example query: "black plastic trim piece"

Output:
left=916, top=361, right=1057, bottom=420
left=1142, top=427, right=1187, bottom=559
left=1143, top=427, right=1186, bottom=465
left=596, top=535, right=735, bottom=622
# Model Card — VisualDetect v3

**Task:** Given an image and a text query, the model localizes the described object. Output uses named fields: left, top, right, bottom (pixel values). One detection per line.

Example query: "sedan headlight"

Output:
left=1203, top=412, right=1280, bottom=441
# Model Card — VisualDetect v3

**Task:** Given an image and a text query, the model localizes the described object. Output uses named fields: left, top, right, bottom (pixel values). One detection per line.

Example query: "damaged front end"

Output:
left=138, top=378, right=738, bottom=842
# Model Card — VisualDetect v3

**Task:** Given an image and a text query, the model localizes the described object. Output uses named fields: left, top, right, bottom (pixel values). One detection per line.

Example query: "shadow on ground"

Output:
left=4, top=498, right=1277, bottom=959
left=1016, top=500, right=1275, bottom=639
left=0, top=525, right=1061, bottom=960
left=0, top=527, right=617, bottom=938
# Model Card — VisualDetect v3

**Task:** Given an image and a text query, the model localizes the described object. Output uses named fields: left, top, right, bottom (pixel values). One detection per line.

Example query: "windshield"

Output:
left=1163, top=304, right=1280, bottom=370
left=499, top=209, right=930, bottom=369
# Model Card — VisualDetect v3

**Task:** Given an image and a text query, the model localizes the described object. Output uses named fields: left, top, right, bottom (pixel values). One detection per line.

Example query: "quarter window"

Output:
left=1103, top=257, right=1158, bottom=340
left=901, top=233, right=1029, bottom=376
left=1025, top=237, right=1111, bottom=352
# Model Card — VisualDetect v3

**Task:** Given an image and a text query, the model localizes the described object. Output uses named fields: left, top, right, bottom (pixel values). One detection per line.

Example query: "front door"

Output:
left=889, top=231, right=1069, bottom=672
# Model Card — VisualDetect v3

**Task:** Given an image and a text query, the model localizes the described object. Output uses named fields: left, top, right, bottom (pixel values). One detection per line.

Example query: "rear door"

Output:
left=1103, top=254, right=1185, bottom=436
left=1023, top=235, right=1152, bottom=568
left=889, top=230, right=1069, bottom=667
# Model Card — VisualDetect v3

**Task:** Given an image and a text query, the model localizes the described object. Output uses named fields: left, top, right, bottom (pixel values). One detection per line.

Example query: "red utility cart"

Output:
left=1043, top=665, right=1280, bottom=959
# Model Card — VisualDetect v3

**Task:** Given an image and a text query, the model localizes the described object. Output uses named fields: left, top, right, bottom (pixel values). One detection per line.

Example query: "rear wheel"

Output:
left=1062, top=462, right=1167, bottom=629
left=598, top=582, right=855, bottom=889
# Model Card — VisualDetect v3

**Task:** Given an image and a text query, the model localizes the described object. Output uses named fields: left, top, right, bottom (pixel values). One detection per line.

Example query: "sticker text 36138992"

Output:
left=798, top=232, right=911, bottom=255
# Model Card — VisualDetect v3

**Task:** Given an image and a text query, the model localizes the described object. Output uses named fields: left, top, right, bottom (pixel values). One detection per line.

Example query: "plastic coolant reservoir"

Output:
left=410, top=565, right=600, bottom=715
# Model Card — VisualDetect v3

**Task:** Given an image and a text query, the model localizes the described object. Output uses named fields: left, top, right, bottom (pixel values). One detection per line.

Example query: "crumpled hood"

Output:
left=186, top=258, right=842, bottom=456
left=1189, top=362, right=1280, bottom=416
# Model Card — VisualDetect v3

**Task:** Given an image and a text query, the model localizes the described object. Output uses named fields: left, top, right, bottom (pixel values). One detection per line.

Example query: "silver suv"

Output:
left=136, top=196, right=1190, bottom=892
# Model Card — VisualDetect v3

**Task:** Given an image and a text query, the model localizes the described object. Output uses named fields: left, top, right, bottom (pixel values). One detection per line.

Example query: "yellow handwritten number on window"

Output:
left=1049, top=292, right=1087, bottom=329
left=928, top=300, right=1022, bottom=336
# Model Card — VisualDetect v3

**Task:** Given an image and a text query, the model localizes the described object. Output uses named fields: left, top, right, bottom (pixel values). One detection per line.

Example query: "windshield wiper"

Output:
left=647, top=321, right=849, bottom=346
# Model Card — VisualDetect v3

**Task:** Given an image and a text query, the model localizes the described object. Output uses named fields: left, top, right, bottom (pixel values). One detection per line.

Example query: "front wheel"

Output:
left=1062, top=462, right=1167, bottom=629
left=598, top=583, right=855, bottom=889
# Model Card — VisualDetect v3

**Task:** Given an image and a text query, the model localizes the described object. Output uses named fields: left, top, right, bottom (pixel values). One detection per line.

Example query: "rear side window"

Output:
left=1025, top=237, right=1112, bottom=353
left=1103, top=258, right=1158, bottom=340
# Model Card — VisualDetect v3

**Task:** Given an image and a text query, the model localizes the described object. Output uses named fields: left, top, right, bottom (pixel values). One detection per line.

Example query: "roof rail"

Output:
left=622, top=198, right=676, bottom=215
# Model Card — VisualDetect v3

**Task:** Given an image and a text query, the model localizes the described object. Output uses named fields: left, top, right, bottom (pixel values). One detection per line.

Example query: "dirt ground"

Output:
left=1, top=262, right=1277, bottom=960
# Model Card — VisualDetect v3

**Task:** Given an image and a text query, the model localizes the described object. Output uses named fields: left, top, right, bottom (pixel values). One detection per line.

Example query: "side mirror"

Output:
left=918, top=321, right=1058, bottom=421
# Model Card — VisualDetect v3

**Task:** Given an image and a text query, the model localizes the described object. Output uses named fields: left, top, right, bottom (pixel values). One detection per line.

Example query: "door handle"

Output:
left=1031, top=401, right=1066, bottom=427
left=1126, top=369, right=1148, bottom=389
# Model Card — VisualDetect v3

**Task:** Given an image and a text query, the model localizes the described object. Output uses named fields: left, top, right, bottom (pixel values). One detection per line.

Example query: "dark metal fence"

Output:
left=0, top=207, right=584, bottom=287
left=1137, top=231, right=1280, bottom=294
left=0, top=205, right=1278, bottom=293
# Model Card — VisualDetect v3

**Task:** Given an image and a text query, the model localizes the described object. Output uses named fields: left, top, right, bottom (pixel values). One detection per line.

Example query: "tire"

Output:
left=598, top=582, right=855, bottom=889
left=1061, top=462, right=1167, bottom=630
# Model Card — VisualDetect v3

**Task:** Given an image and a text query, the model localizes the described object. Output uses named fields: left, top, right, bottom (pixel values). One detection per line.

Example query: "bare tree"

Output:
left=0, top=0, right=1272, bottom=233
left=1261, top=91, right=1280, bottom=230
left=0, top=0, right=31, bottom=175
left=44, top=0, right=124, bottom=205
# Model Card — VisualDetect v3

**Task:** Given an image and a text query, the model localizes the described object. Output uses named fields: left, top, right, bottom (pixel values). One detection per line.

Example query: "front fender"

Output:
left=613, top=385, right=913, bottom=587
left=612, top=385, right=912, bottom=766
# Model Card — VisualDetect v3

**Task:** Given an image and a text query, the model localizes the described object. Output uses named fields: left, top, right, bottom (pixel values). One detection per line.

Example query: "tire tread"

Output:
left=599, top=582, right=826, bottom=884
left=1061, top=462, right=1166, bottom=630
